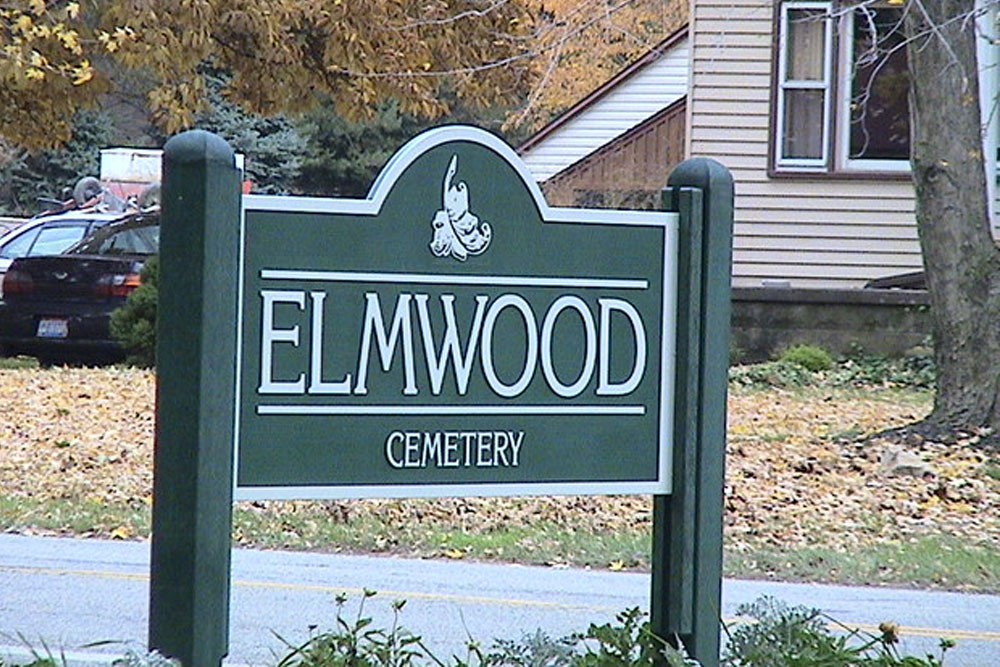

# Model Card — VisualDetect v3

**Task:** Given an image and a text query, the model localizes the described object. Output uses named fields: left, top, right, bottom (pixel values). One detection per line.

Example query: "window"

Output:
left=71, top=219, right=160, bottom=256
left=775, top=2, right=833, bottom=169
left=0, top=226, right=41, bottom=260
left=29, top=225, right=88, bottom=256
left=843, top=4, right=910, bottom=169
left=772, top=1, right=911, bottom=173
left=0, top=223, right=93, bottom=261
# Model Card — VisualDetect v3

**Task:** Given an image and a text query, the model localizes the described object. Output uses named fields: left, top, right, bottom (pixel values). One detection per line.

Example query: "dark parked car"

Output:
left=0, top=213, right=159, bottom=364
left=0, top=210, right=132, bottom=297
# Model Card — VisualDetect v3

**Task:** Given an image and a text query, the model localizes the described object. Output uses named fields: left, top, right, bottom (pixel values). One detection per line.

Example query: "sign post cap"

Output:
left=164, top=129, right=235, bottom=167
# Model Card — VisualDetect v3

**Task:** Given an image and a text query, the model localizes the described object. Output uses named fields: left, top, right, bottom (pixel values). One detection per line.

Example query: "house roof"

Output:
left=516, top=24, right=689, bottom=155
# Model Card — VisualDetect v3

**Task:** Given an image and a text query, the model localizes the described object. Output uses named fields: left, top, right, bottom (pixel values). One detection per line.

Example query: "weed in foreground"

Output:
left=274, top=589, right=434, bottom=667
left=0, top=594, right=956, bottom=666
left=722, top=596, right=953, bottom=666
left=273, top=593, right=697, bottom=666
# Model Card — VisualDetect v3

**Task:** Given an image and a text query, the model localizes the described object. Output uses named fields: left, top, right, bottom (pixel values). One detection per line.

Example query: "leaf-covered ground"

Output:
left=1, top=368, right=997, bottom=583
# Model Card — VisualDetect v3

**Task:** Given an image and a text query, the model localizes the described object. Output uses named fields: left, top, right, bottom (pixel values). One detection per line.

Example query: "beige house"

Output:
left=523, top=1, right=1000, bottom=290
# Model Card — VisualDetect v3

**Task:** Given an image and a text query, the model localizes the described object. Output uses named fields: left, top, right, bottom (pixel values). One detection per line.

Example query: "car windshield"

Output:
left=70, top=219, right=159, bottom=256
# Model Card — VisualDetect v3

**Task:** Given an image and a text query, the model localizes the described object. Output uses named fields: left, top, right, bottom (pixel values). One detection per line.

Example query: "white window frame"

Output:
left=774, top=0, right=834, bottom=171
left=836, top=4, right=911, bottom=172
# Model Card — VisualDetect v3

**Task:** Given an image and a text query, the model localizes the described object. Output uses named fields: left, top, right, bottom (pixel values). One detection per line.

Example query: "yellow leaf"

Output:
left=29, top=0, right=45, bottom=17
left=609, top=559, right=626, bottom=571
left=443, top=548, right=465, bottom=559
left=72, top=61, right=92, bottom=85
left=110, top=525, right=131, bottom=539
left=66, top=2, right=80, bottom=19
left=60, top=30, right=81, bottom=53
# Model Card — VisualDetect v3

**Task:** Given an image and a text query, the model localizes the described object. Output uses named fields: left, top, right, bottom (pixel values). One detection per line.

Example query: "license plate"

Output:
left=37, top=318, right=68, bottom=339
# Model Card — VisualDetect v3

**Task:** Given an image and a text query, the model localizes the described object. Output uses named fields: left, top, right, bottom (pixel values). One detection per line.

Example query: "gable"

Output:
left=518, top=30, right=690, bottom=182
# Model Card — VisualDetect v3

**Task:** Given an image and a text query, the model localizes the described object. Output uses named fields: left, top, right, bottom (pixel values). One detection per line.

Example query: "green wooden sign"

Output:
left=235, top=126, right=678, bottom=498
left=149, top=126, right=733, bottom=667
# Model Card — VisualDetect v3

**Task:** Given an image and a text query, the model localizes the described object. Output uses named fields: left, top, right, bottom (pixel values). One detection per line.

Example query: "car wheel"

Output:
left=73, top=176, right=102, bottom=206
left=35, top=355, right=61, bottom=368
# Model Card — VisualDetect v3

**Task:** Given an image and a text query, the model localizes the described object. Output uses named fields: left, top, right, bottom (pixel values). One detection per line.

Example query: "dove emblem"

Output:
left=429, top=155, right=492, bottom=261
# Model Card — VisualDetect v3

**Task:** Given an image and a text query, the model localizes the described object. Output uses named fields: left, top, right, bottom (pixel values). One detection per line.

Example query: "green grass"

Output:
left=724, top=535, right=1000, bottom=591
left=0, top=495, right=150, bottom=537
left=0, top=356, right=39, bottom=370
left=2, top=493, right=997, bottom=593
left=233, top=505, right=649, bottom=569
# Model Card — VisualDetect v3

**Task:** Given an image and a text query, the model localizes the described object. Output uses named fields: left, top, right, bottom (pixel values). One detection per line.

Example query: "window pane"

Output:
left=783, top=89, right=825, bottom=159
left=29, top=225, right=87, bottom=256
left=850, top=7, right=909, bottom=160
left=786, top=9, right=827, bottom=81
left=0, top=227, right=40, bottom=260
left=96, top=224, right=159, bottom=255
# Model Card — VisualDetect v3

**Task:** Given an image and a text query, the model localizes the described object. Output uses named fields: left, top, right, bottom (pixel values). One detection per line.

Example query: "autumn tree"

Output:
left=0, top=1, right=105, bottom=148
left=0, top=0, right=692, bottom=149
left=0, top=0, right=537, bottom=149
left=902, top=0, right=1000, bottom=438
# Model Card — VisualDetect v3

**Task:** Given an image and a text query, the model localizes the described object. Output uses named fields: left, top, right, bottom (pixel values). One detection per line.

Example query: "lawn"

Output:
left=0, top=365, right=997, bottom=591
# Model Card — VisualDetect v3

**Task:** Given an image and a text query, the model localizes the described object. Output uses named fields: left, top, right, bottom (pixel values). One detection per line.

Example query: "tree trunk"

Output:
left=906, top=0, right=1000, bottom=435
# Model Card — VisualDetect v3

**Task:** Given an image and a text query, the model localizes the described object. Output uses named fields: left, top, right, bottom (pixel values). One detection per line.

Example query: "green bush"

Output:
left=828, top=342, right=936, bottom=388
left=487, top=630, right=577, bottom=665
left=728, top=360, right=815, bottom=388
left=564, top=607, right=697, bottom=666
left=778, top=344, right=834, bottom=372
left=729, top=341, right=937, bottom=391
left=110, top=256, right=158, bottom=368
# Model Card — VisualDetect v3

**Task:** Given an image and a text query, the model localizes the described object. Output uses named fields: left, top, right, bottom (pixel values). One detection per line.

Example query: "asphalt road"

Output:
left=0, top=534, right=997, bottom=665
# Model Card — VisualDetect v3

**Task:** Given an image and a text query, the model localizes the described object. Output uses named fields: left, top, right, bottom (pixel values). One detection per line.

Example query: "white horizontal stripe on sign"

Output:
left=257, top=405, right=646, bottom=416
left=259, top=269, right=648, bottom=290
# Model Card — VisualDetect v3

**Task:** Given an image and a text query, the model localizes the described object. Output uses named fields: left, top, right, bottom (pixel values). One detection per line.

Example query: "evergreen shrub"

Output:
left=778, top=344, right=834, bottom=372
left=109, top=256, right=158, bottom=368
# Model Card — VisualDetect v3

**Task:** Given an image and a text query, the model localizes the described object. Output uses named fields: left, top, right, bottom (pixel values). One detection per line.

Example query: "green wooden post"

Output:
left=652, top=158, right=734, bottom=666
left=149, top=130, right=242, bottom=666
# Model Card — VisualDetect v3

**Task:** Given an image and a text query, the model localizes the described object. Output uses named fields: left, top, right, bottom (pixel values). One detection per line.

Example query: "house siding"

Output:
left=688, top=0, right=923, bottom=289
left=521, top=37, right=690, bottom=182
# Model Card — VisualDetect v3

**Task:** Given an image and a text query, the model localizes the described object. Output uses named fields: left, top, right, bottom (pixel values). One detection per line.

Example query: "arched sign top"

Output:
left=246, top=124, right=666, bottom=227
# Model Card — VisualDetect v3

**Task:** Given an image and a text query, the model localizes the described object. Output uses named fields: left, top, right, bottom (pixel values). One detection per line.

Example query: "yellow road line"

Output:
left=0, top=564, right=605, bottom=612
left=3, top=564, right=998, bottom=643
left=231, top=578, right=606, bottom=612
